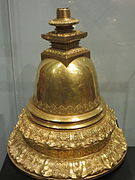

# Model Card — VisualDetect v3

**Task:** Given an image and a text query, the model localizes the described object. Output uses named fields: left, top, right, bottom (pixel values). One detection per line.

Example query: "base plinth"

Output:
left=8, top=126, right=127, bottom=180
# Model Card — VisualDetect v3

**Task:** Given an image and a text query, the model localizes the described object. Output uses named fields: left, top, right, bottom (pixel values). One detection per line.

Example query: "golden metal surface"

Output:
left=8, top=126, right=127, bottom=179
left=49, top=8, right=79, bottom=26
left=8, top=7, right=127, bottom=179
left=33, top=56, right=100, bottom=115
left=14, top=107, right=116, bottom=150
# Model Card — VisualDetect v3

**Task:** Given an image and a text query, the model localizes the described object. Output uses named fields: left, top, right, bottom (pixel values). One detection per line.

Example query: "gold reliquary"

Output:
left=7, top=8, right=127, bottom=180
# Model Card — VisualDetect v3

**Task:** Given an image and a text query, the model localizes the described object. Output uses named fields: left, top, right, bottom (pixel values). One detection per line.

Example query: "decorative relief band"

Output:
left=17, top=106, right=116, bottom=149
left=8, top=127, right=127, bottom=179
left=33, top=96, right=100, bottom=115
left=25, top=137, right=109, bottom=158
left=42, top=47, right=89, bottom=58
left=42, top=30, right=87, bottom=44
left=41, top=47, right=90, bottom=66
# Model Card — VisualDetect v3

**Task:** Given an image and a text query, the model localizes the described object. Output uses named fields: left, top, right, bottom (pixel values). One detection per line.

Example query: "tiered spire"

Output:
left=41, top=8, right=90, bottom=66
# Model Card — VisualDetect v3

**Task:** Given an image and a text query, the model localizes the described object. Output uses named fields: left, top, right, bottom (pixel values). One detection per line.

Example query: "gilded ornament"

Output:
left=7, top=7, right=127, bottom=179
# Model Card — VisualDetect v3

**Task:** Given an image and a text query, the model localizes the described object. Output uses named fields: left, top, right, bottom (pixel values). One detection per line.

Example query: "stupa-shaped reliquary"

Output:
left=8, top=8, right=127, bottom=179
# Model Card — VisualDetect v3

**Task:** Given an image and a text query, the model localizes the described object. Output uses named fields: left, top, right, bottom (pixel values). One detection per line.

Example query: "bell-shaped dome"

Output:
left=33, top=56, right=100, bottom=115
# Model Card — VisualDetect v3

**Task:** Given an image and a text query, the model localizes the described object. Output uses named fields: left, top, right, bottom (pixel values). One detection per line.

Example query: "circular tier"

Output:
left=8, top=126, right=127, bottom=179
left=17, top=106, right=116, bottom=150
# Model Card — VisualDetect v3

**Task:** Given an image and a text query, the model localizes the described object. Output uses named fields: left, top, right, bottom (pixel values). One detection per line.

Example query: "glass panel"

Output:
left=0, top=0, right=135, bottom=169
left=0, top=0, right=17, bottom=169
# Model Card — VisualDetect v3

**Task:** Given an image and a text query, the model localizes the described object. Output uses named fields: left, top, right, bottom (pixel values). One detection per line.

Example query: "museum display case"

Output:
left=7, top=7, right=127, bottom=179
left=0, top=0, right=135, bottom=179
